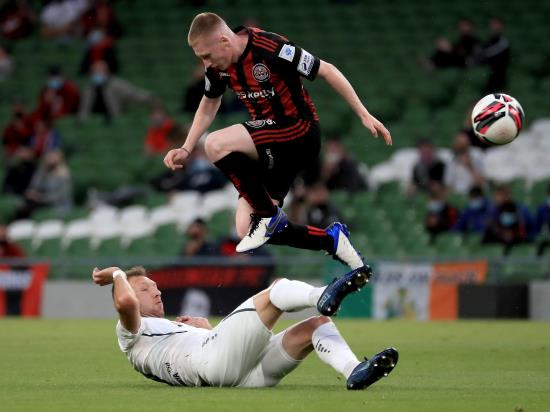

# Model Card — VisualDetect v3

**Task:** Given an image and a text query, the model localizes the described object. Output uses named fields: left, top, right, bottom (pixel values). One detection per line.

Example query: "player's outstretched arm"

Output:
left=317, top=60, right=392, bottom=146
left=92, top=267, right=140, bottom=333
left=163, top=95, right=222, bottom=170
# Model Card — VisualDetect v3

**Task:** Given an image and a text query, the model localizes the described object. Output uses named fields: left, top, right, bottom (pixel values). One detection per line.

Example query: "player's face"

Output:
left=130, top=276, right=164, bottom=317
left=193, top=33, right=232, bottom=70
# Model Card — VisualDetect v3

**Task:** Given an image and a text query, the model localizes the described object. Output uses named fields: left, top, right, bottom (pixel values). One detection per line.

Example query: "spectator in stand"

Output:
left=305, top=182, right=342, bottom=229
left=425, top=18, right=480, bottom=70
left=2, top=98, right=34, bottom=158
left=181, top=218, right=218, bottom=257
left=0, top=44, right=14, bottom=79
left=79, top=26, right=118, bottom=74
left=35, top=65, right=80, bottom=120
left=452, top=18, right=481, bottom=68
left=407, top=138, right=446, bottom=197
left=426, top=37, right=461, bottom=70
left=482, top=185, right=532, bottom=252
left=80, top=0, right=123, bottom=39
left=2, top=100, right=36, bottom=197
left=475, top=17, right=510, bottom=93
left=321, top=138, right=367, bottom=193
left=444, top=130, right=485, bottom=195
left=534, top=185, right=550, bottom=256
left=0, top=223, right=25, bottom=258
left=0, top=0, right=36, bottom=41
left=424, top=182, right=459, bottom=242
left=79, top=60, right=154, bottom=122
left=40, top=0, right=88, bottom=41
left=150, top=140, right=226, bottom=194
left=16, top=149, right=73, bottom=219
left=454, top=186, right=494, bottom=235
left=28, top=117, right=62, bottom=158
left=2, top=145, right=35, bottom=196
left=144, top=104, right=177, bottom=155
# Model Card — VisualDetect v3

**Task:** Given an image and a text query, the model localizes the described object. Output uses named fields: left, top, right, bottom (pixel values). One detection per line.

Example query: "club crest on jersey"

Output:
left=252, top=63, right=270, bottom=82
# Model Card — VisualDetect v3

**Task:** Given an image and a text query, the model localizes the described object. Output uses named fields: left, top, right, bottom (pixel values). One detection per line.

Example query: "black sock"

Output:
left=214, top=152, right=276, bottom=217
left=268, top=222, right=335, bottom=252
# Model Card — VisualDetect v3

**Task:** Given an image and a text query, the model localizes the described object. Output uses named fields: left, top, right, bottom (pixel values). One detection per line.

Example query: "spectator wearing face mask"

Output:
left=321, top=138, right=367, bottom=193
left=454, top=186, right=494, bottom=234
left=35, top=65, right=80, bottom=120
left=482, top=185, right=532, bottom=252
left=79, top=26, right=118, bottom=75
left=79, top=60, right=154, bottom=122
left=305, top=182, right=342, bottom=229
left=407, top=138, right=446, bottom=198
left=150, top=140, right=227, bottom=194
left=424, top=182, right=459, bottom=242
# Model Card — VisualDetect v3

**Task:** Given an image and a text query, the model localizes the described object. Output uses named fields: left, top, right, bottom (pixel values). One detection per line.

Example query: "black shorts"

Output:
left=243, top=118, right=321, bottom=203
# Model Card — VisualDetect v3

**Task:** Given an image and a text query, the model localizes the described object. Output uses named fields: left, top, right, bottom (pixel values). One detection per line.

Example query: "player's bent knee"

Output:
left=307, top=315, right=332, bottom=330
left=204, top=133, right=227, bottom=160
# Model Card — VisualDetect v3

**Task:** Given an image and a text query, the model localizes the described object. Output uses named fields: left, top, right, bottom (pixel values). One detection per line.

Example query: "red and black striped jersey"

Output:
left=204, top=26, right=320, bottom=122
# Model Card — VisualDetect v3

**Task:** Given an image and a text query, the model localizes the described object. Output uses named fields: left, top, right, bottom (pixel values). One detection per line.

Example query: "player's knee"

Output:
left=268, top=277, right=287, bottom=289
left=204, top=133, right=225, bottom=160
left=307, top=315, right=332, bottom=331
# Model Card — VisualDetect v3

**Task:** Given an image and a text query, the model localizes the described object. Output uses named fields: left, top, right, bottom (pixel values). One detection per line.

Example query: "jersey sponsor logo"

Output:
left=297, top=49, right=314, bottom=76
left=235, top=87, right=276, bottom=100
left=252, top=63, right=270, bottom=82
left=278, top=44, right=296, bottom=62
left=219, top=72, right=230, bottom=77
left=245, top=119, right=276, bottom=128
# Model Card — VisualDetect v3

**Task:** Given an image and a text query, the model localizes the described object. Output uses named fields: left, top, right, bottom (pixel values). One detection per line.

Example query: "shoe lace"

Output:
left=248, top=213, right=262, bottom=236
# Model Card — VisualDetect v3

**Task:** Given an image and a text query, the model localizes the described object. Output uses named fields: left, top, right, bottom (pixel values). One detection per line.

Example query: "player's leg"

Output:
left=204, top=124, right=277, bottom=217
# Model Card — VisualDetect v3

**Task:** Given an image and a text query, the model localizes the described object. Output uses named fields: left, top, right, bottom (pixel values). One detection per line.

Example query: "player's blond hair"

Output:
left=187, top=12, right=227, bottom=46
left=111, top=266, right=149, bottom=297
left=126, top=266, right=148, bottom=278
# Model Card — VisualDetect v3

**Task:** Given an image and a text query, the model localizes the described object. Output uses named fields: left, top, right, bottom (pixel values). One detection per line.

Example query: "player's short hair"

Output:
left=187, top=12, right=226, bottom=46
left=111, top=266, right=149, bottom=297
left=125, top=266, right=148, bottom=278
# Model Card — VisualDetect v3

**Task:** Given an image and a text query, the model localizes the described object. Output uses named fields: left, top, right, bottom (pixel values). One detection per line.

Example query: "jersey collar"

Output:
left=233, top=25, right=252, bottom=63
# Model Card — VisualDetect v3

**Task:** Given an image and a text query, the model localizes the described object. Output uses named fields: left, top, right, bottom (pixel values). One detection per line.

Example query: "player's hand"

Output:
left=175, top=316, right=212, bottom=330
left=92, top=266, right=120, bottom=286
left=362, top=112, right=392, bottom=146
left=163, top=147, right=191, bottom=171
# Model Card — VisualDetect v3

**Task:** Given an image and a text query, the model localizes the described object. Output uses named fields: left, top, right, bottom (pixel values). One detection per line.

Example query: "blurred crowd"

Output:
left=1, top=2, right=548, bottom=259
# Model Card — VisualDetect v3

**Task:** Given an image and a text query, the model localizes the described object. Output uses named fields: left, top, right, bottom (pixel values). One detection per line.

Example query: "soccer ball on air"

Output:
left=471, top=93, right=525, bottom=145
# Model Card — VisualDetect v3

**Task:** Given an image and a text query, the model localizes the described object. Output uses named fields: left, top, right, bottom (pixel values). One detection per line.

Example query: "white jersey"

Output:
left=116, top=317, right=209, bottom=386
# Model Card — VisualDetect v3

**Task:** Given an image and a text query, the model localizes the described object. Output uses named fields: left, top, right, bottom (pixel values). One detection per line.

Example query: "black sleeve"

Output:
left=272, top=40, right=321, bottom=81
left=203, top=68, right=227, bottom=98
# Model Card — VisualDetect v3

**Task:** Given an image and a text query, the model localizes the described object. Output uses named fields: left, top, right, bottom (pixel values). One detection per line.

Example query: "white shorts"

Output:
left=197, top=298, right=301, bottom=387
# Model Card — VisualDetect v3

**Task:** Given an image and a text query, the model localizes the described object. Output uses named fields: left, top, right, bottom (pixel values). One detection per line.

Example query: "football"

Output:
left=471, top=93, right=525, bottom=145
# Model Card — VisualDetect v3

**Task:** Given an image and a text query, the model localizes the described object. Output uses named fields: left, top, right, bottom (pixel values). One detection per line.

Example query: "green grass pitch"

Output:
left=1, top=319, right=549, bottom=412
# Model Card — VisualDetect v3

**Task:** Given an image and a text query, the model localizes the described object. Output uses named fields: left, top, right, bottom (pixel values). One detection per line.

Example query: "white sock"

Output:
left=312, top=322, right=360, bottom=379
left=269, top=279, right=326, bottom=312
